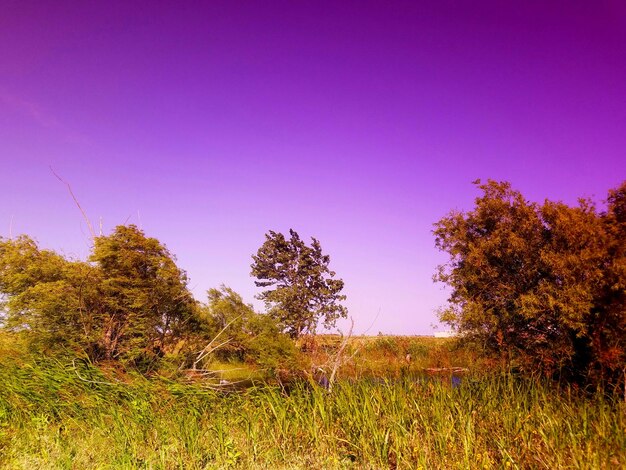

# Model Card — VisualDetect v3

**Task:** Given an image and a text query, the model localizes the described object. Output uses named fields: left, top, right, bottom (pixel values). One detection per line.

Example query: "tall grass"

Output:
left=1, top=355, right=624, bottom=469
left=309, top=335, right=487, bottom=380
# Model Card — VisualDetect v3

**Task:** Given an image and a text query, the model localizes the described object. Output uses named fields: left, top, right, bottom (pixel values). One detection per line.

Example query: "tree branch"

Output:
left=50, top=167, right=95, bottom=239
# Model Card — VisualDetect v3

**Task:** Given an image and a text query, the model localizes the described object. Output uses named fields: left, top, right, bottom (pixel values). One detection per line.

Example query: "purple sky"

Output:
left=1, top=1, right=625, bottom=334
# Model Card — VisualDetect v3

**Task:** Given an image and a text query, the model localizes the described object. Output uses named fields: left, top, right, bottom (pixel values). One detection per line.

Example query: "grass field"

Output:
left=1, top=334, right=624, bottom=469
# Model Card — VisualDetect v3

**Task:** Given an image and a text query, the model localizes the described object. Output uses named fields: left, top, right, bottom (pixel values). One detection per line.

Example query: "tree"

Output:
left=90, top=225, right=196, bottom=363
left=434, top=180, right=626, bottom=386
left=196, top=285, right=259, bottom=362
left=434, top=181, right=546, bottom=361
left=0, top=235, right=102, bottom=354
left=590, top=183, right=626, bottom=386
left=0, top=225, right=196, bottom=366
left=195, top=285, right=301, bottom=371
left=251, top=229, right=347, bottom=339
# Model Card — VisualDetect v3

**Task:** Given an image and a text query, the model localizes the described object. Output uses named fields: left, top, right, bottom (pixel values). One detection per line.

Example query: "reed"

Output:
left=1, top=355, right=624, bottom=469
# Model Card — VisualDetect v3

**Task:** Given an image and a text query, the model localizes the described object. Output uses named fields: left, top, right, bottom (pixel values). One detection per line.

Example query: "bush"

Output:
left=435, top=180, right=626, bottom=388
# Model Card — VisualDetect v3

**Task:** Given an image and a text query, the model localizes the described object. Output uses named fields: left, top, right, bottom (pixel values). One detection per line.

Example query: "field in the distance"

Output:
left=0, top=334, right=624, bottom=469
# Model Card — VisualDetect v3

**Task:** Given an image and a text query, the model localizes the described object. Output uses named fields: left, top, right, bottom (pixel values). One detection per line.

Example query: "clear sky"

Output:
left=1, top=1, right=625, bottom=334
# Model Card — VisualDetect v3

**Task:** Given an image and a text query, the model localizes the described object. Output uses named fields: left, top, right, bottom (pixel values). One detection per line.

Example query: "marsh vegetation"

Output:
left=1, top=180, right=625, bottom=468
left=1, top=335, right=624, bottom=469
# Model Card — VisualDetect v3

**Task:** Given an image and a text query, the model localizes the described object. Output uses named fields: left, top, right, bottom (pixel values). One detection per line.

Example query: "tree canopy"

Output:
left=90, top=225, right=196, bottom=363
left=0, top=235, right=101, bottom=354
left=251, top=229, right=347, bottom=338
left=0, top=225, right=196, bottom=366
left=195, top=285, right=300, bottom=370
left=434, top=180, right=626, bottom=386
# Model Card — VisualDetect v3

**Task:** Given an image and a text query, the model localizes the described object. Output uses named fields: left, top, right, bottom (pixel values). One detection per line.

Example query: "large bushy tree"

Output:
left=434, top=180, right=625, bottom=386
left=251, top=229, right=347, bottom=338
left=0, top=235, right=102, bottom=354
left=593, top=184, right=626, bottom=385
left=90, top=225, right=196, bottom=363
left=0, top=225, right=196, bottom=365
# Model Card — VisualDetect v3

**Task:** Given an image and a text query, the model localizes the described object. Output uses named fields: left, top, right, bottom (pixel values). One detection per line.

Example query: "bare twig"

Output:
left=424, top=367, right=469, bottom=373
left=194, top=338, right=233, bottom=366
left=328, top=317, right=354, bottom=392
left=200, top=377, right=252, bottom=390
left=194, top=367, right=249, bottom=374
left=359, top=308, right=381, bottom=336
left=50, top=167, right=95, bottom=239
left=72, top=359, right=119, bottom=386
left=192, top=315, right=242, bottom=369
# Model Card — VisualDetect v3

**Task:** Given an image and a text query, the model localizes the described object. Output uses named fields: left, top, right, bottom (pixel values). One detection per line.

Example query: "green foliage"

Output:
left=0, top=235, right=102, bottom=354
left=0, top=225, right=196, bottom=367
left=434, top=180, right=626, bottom=386
left=90, top=225, right=196, bottom=364
left=251, top=229, right=347, bottom=338
left=199, top=285, right=302, bottom=371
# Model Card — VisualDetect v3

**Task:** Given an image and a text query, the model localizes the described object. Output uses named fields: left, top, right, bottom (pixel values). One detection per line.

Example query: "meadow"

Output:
left=1, top=335, right=624, bottom=469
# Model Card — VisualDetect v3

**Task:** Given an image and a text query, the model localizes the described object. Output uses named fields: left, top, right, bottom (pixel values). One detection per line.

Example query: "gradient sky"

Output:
left=1, top=1, right=625, bottom=334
